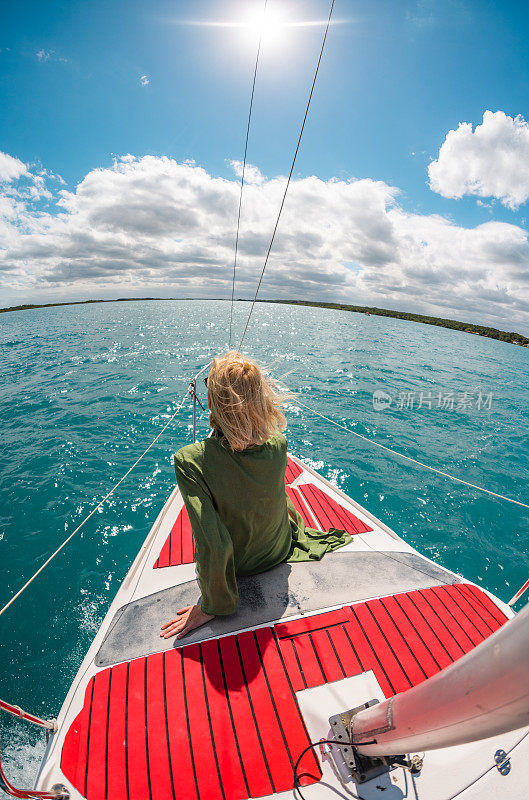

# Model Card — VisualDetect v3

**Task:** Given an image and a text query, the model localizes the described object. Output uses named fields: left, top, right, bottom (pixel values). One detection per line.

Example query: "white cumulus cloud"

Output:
left=0, top=151, right=528, bottom=332
left=429, top=110, right=529, bottom=209
left=230, top=160, right=265, bottom=185
left=0, top=152, right=28, bottom=183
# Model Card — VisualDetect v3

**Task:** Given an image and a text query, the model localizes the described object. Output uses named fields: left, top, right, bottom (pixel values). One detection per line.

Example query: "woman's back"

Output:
left=161, top=351, right=349, bottom=639
left=175, top=432, right=292, bottom=578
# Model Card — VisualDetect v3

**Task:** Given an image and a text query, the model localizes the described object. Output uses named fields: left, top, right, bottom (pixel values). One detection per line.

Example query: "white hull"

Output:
left=34, top=455, right=527, bottom=799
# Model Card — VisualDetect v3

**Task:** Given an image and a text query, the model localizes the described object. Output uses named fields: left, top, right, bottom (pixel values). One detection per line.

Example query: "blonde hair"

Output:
left=207, top=351, right=287, bottom=451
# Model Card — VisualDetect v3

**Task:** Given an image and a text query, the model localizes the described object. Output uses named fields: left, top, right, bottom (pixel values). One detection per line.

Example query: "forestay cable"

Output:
left=228, top=0, right=267, bottom=348
left=238, top=0, right=336, bottom=350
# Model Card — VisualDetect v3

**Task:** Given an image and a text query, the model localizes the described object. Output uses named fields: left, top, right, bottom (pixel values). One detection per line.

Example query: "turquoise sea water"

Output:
left=1, top=298, right=529, bottom=781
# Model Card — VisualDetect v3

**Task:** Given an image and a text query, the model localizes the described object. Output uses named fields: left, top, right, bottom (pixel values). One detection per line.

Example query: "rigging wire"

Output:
left=238, top=0, right=336, bottom=350
left=2, top=0, right=526, bottom=632
left=228, top=0, right=267, bottom=348
left=2, top=364, right=527, bottom=620
left=0, top=0, right=333, bottom=619
left=0, top=383, right=196, bottom=619
left=288, top=392, right=529, bottom=510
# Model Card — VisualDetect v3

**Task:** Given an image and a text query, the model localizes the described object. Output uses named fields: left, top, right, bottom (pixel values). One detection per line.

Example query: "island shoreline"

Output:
left=1, top=296, right=527, bottom=347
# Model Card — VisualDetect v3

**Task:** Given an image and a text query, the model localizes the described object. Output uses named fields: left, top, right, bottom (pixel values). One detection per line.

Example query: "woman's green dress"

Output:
left=174, top=432, right=350, bottom=616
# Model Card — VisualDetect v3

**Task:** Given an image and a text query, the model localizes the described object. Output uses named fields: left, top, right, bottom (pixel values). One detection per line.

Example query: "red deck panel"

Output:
left=64, top=634, right=320, bottom=800
left=126, top=657, right=151, bottom=800
left=352, top=603, right=413, bottom=695
left=154, top=533, right=171, bottom=570
left=327, top=624, right=363, bottom=677
left=59, top=717, right=81, bottom=792
left=163, top=649, right=199, bottom=800
left=341, top=605, right=396, bottom=695
left=456, top=584, right=501, bottom=630
left=309, top=485, right=362, bottom=533
left=321, top=485, right=373, bottom=532
left=391, top=591, right=453, bottom=671
left=298, top=484, right=337, bottom=531
left=276, top=636, right=306, bottom=692
left=298, top=483, right=372, bottom=534
left=444, top=585, right=495, bottom=638
left=379, top=595, right=440, bottom=679
left=201, top=639, right=249, bottom=800
left=181, top=507, right=195, bottom=564
left=154, top=506, right=194, bottom=569
left=145, top=652, right=174, bottom=800
left=404, top=589, right=465, bottom=662
left=461, top=584, right=508, bottom=628
left=183, top=644, right=225, bottom=800
left=237, top=630, right=294, bottom=792
left=75, top=680, right=94, bottom=791
left=168, top=511, right=182, bottom=567
left=429, top=585, right=483, bottom=647
left=421, top=588, right=476, bottom=655
left=106, top=661, right=128, bottom=800
left=310, top=629, right=346, bottom=683
left=255, top=627, right=321, bottom=786
left=298, top=484, right=332, bottom=530
left=290, top=633, right=326, bottom=689
left=285, top=457, right=303, bottom=485
left=85, top=668, right=111, bottom=800
left=285, top=485, right=317, bottom=529
left=275, top=609, right=352, bottom=691
left=368, top=598, right=427, bottom=688
left=62, top=584, right=508, bottom=800
left=218, top=635, right=275, bottom=798
left=275, top=608, right=349, bottom=639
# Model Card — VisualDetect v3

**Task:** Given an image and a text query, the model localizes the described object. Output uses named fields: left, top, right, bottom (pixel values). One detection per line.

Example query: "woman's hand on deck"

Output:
left=160, top=605, right=214, bottom=639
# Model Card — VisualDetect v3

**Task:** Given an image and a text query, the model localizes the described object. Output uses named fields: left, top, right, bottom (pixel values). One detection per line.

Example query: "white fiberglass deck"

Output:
left=35, top=455, right=528, bottom=800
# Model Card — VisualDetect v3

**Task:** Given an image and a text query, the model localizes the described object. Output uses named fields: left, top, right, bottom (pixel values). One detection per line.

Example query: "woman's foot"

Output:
left=160, top=604, right=214, bottom=639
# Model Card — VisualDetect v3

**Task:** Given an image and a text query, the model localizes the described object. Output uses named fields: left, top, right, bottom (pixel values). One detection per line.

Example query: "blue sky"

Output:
left=1, top=0, right=529, bottom=331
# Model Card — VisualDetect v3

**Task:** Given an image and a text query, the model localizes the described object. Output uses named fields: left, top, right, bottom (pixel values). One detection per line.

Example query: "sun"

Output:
left=177, top=6, right=348, bottom=52
left=244, top=5, right=286, bottom=47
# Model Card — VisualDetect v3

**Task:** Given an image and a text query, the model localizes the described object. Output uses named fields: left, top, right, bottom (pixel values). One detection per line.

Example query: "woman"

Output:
left=160, top=351, right=350, bottom=640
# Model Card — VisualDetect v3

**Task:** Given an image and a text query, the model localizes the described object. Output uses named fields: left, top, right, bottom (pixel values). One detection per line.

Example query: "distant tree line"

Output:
left=0, top=298, right=159, bottom=314
left=263, top=299, right=529, bottom=347
left=1, top=296, right=528, bottom=347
